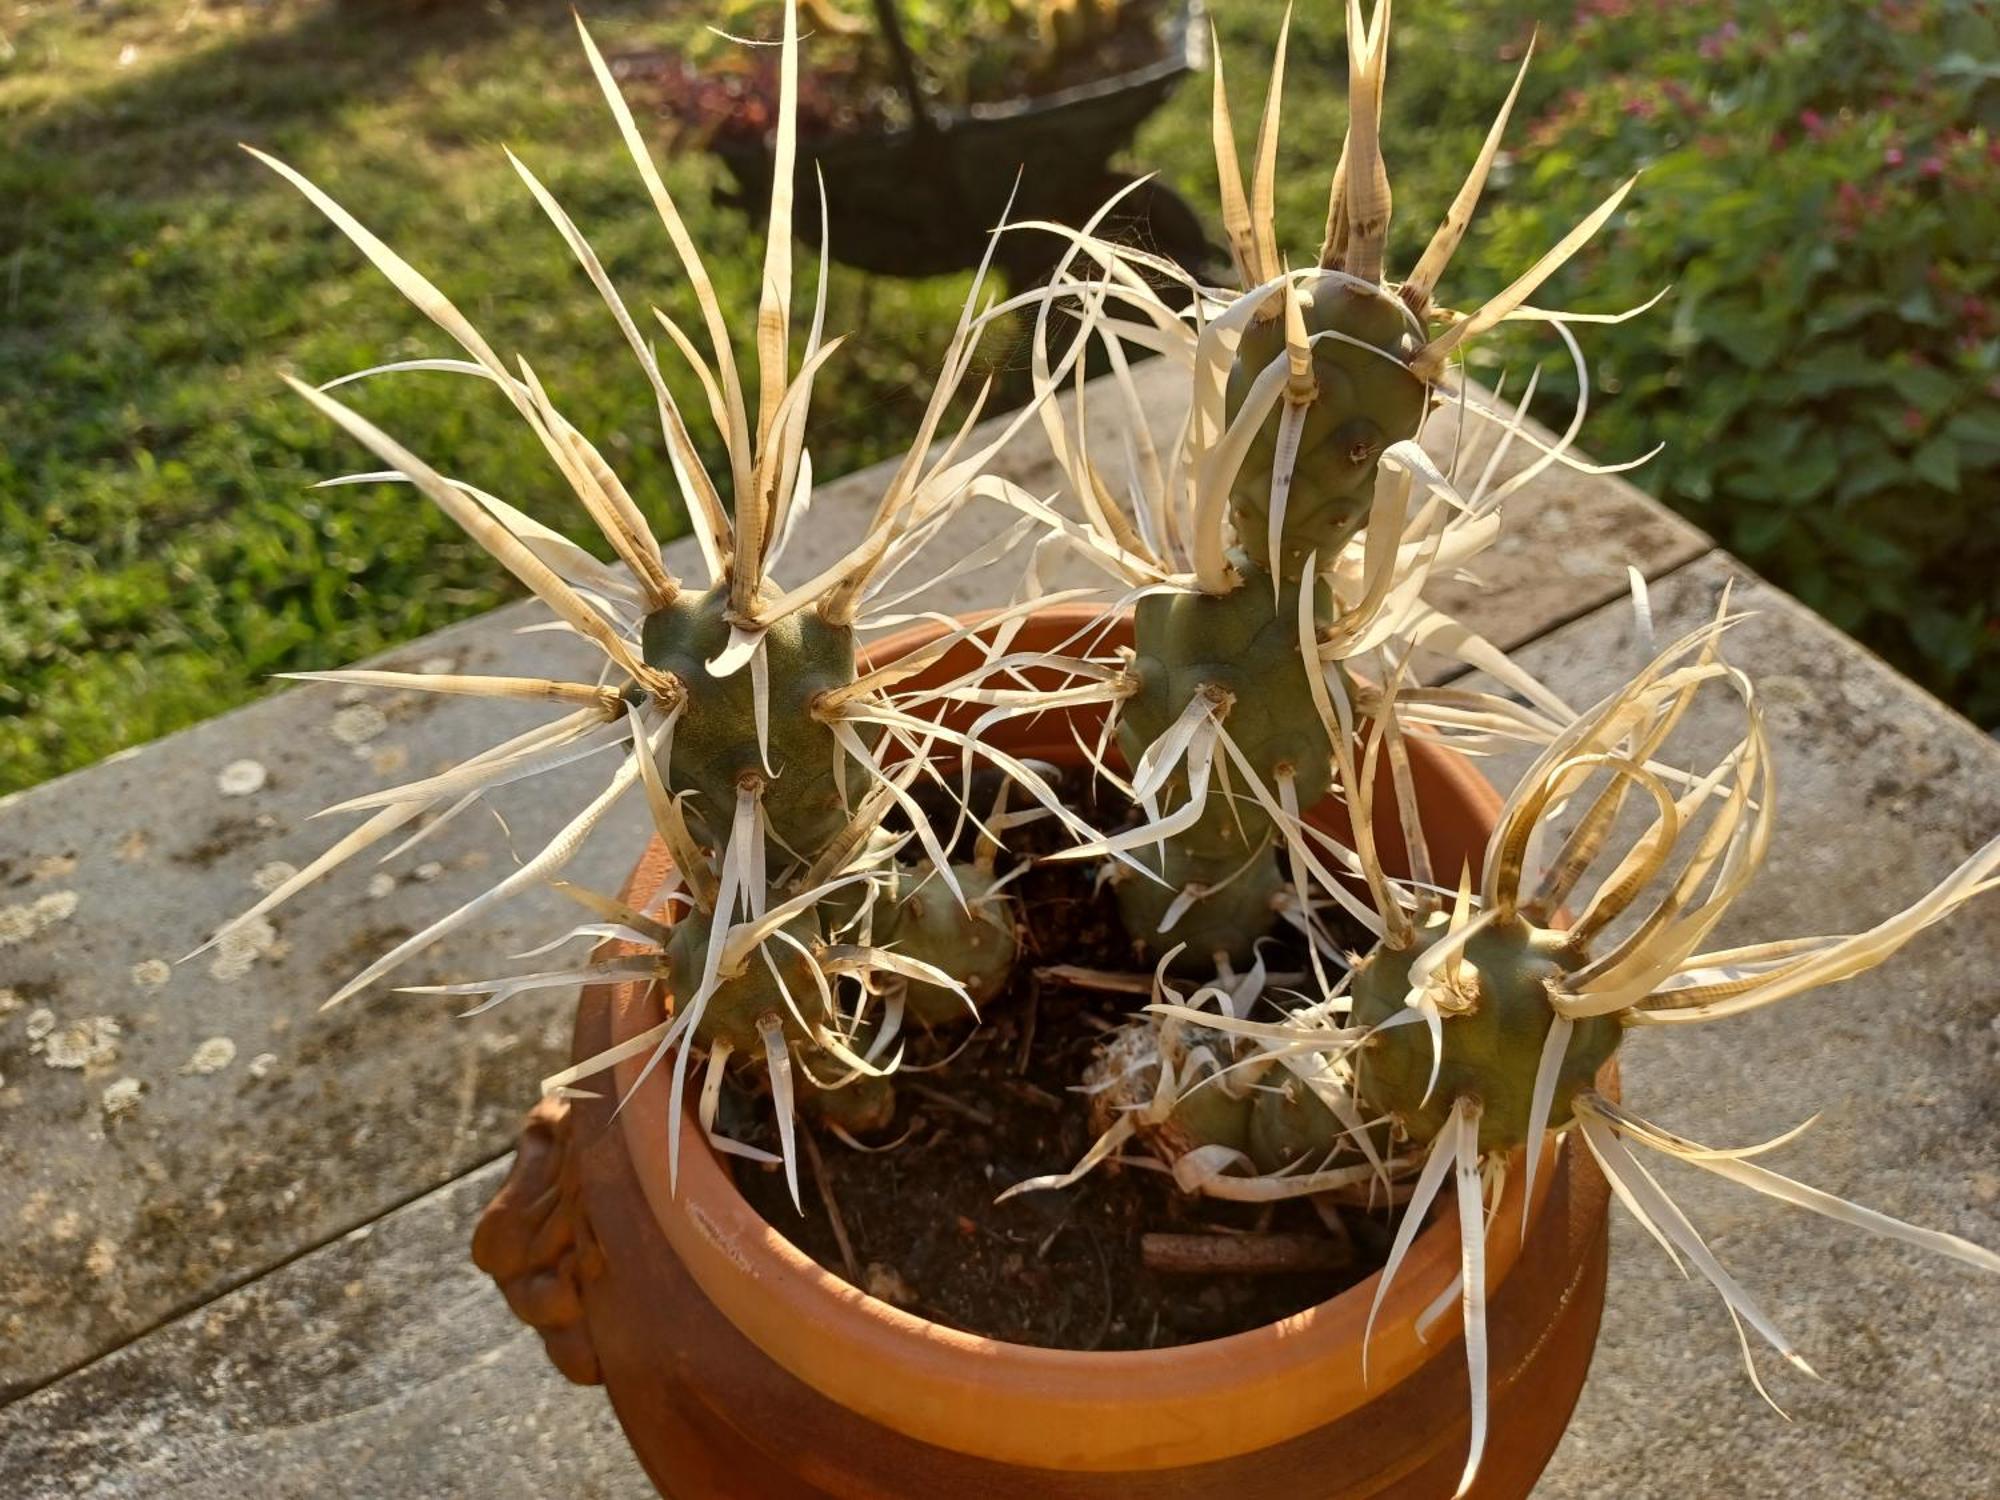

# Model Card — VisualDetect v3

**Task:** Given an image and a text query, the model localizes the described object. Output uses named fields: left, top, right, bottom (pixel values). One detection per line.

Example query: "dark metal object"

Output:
left=710, top=0, right=1215, bottom=286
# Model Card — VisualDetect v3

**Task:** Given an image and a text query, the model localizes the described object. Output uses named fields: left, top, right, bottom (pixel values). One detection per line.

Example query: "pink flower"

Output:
left=1884, top=146, right=1906, bottom=167
left=1921, top=155, right=1945, bottom=177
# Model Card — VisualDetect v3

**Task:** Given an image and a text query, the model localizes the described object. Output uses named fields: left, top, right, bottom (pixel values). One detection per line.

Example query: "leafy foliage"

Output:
left=1453, top=0, right=2000, bottom=722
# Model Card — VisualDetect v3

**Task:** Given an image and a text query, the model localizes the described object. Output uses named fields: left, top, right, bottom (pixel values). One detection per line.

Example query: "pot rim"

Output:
left=606, top=603, right=1556, bottom=1472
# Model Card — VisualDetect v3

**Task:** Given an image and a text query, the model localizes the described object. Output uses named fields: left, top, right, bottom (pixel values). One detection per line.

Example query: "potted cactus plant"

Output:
left=212, top=3, right=2000, bottom=1496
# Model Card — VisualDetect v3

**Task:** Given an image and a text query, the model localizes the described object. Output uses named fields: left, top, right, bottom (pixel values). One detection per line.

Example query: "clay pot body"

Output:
left=474, top=607, right=1613, bottom=1498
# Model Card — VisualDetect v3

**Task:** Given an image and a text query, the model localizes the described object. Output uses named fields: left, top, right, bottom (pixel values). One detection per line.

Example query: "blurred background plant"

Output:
left=1463, top=0, right=2000, bottom=725
left=656, top=0, right=1159, bottom=143
left=3, top=0, right=1993, bottom=797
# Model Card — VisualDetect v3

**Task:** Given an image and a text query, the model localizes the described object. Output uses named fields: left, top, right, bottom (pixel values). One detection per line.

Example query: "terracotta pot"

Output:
left=474, top=606, right=1613, bottom=1498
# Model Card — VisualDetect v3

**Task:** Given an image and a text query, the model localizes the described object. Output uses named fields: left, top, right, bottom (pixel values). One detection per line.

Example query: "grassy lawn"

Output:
left=0, top=0, right=990, bottom=791
left=6, top=1, right=1988, bottom=794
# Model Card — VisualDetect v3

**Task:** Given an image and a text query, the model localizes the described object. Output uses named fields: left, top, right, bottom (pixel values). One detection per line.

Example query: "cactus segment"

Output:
left=641, top=585, right=858, bottom=857
left=887, top=862, right=1021, bottom=1028
left=1350, top=912, right=1622, bottom=1156
left=664, top=904, right=828, bottom=1057
left=1114, top=559, right=1333, bottom=963
left=1246, top=1067, right=1358, bottom=1175
left=800, top=1068, right=898, bottom=1136
left=1226, top=277, right=1430, bottom=581
left=1113, top=839, right=1285, bottom=972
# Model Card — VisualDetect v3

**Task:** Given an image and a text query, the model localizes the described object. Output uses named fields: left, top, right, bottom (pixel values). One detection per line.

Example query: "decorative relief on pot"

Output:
left=472, top=1096, right=605, bottom=1385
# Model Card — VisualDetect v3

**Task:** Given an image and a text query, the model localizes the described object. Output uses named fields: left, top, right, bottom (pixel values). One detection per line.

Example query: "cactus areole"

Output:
left=1351, top=913, right=1623, bottom=1156
left=1226, top=275, right=1431, bottom=580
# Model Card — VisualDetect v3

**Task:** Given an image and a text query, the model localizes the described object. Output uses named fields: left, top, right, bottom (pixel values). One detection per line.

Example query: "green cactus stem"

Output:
left=1114, top=557, right=1332, bottom=965
left=1085, top=1020, right=1254, bottom=1166
left=1246, top=1066, right=1358, bottom=1175
left=1350, top=911, right=1623, bottom=1156
left=800, top=1069, right=899, bottom=1136
left=1226, top=275, right=1431, bottom=582
left=663, top=905, right=828, bottom=1056
left=886, top=862, right=1020, bottom=1028
left=640, top=586, right=860, bottom=858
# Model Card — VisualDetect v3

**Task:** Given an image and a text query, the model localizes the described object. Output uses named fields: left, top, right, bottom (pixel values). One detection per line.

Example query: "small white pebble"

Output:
left=101, top=1077, right=144, bottom=1119
left=331, top=703, right=388, bottom=746
left=0, top=987, right=21, bottom=1018
left=130, top=959, right=172, bottom=990
left=411, top=861, right=444, bottom=883
left=366, top=872, right=397, bottom=900
left=418, top=655, right=457, bottom=675
left=184, top=1037, right=238, bottom=1075
left=25, top=1007, right=56, bottom=1041
left=251, top=861, right=297, bottom=893
left=217, top=760, right=268, bottom=797
left=247, top=1052, right=279, bottom=1080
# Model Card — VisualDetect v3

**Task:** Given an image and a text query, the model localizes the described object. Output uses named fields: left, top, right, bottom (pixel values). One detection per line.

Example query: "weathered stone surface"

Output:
left=0, top=364, right=1701, bottom=1409
left=1416, top=394, right=1709, bottom=656
left=0, top=1159, right=651, bottom=1499
left=1473, top=555, right=2000, bottom=1500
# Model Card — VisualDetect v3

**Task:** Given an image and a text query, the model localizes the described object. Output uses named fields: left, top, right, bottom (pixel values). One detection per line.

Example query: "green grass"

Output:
left=0, top=0, right=983, bottom=792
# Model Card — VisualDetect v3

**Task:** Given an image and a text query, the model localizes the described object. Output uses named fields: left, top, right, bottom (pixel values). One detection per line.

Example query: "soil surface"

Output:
left=731, top=772, right=1394, bottom=1350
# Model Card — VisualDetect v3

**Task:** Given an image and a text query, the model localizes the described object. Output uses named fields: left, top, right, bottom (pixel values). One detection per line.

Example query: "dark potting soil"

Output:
left=729, top=771, right=1395, bottom=1350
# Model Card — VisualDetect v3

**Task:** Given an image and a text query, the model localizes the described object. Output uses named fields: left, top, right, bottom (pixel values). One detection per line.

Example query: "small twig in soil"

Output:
left=1085, top=1226, right=1115, bottom=1350
left=1003, top=1078, right=1065, bottom=1113
left=1140, top=1232, right=1356, bottom=1277
left=802, top=1128, right=860, bottom=1285
left=905, top=1081, right=996, bottom=1126
left=1309, top=1192, right=1359, bottom=1262
left=1015, top=974, right=1040, bottom=1075
left=1036, top=964, right=1153, bottom=994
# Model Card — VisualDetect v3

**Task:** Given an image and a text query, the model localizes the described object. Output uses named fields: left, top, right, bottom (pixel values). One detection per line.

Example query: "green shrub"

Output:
left=1458, top=0, right=2000, bottom=723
